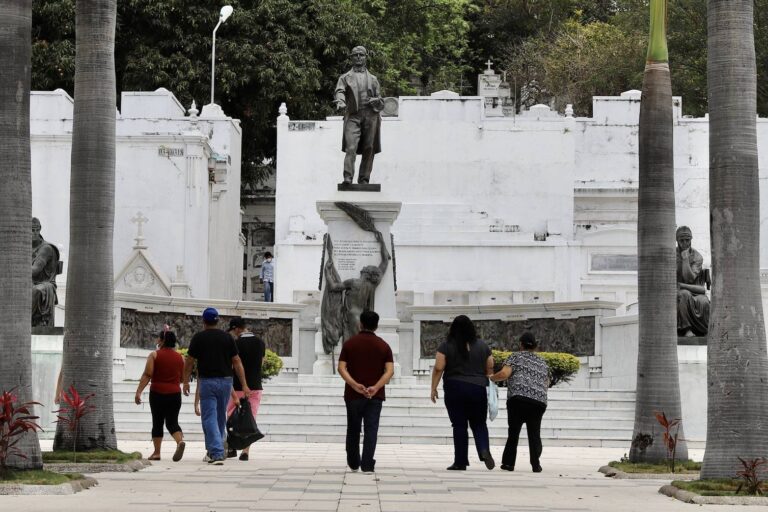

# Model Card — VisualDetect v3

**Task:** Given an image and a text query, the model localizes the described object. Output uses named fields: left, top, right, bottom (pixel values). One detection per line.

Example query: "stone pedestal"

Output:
left=308, top=200, right=402, bottom=377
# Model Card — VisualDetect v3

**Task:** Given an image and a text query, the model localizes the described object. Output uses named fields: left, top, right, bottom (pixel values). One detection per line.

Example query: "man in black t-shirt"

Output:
left=225, top=317, right=266, bottom=461
left=183, top=307, right=251, bottom=465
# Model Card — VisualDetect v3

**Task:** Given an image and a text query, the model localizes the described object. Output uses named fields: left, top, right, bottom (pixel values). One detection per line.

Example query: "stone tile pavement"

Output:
left=0, top=441, right=746, bottom=511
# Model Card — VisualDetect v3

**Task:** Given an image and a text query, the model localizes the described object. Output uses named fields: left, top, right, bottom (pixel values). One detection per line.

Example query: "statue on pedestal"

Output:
left=320, top=203, right=390, bottom=355
left=334, top=46, right=384, bottom=185
left=32, top=218, right=61, bottom=327
left=676, top=226, right=710, bottom=336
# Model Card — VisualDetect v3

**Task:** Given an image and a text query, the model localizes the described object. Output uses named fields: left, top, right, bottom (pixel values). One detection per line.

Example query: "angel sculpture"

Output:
left=321, top=202, right=391, bottom=357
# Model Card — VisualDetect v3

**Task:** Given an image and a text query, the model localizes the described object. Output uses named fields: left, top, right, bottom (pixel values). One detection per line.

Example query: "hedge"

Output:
left=492, top=350, right=581, bottom=388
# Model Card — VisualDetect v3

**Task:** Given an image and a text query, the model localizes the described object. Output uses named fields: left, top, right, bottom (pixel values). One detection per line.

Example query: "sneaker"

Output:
left=208, top=457, right=225, bottom=465
left=202, top=452, right=212, bottom=463
left=172, top=441, right=186, bottom=462
left=227, top=448, right=237, bottom=458
left=239, top=452, right=249, bottom=461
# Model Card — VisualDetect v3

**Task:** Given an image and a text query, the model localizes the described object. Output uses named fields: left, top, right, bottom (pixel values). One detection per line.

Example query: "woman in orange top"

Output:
left=135, top=329, right=186, bottom=461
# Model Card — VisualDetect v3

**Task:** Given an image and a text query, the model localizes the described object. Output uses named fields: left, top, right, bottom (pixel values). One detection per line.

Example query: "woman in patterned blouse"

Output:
left=490, top=332, right=550, bottom=472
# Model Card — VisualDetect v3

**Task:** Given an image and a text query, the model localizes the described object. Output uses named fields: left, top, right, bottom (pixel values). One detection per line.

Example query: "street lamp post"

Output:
left=211, top=5, right=234, bottom=105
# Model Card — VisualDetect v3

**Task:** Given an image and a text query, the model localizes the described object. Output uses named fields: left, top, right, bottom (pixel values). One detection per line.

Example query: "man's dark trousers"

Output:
left=345, top=398, right=383, bottom=471
left=343, top=108, right=378, bottom=183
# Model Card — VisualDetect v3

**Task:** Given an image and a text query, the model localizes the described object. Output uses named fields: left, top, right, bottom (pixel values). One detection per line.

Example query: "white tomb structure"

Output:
left=31, top=88, right=244, bottom=305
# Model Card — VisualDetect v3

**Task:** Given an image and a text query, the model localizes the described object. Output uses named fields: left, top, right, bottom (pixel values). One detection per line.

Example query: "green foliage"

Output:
left=42, top=450, right=142, bottom=464
left=504, top=18, right=645, bottom=114
left=262, top=349, right=283, bottom=381
left=609, top=459, right=701, bottom=474
left=0, top=469, right=84, bottom=485
left=491, top=350, right=580, bottom=388
left=31, top=0, right=474, bottom=193
left=671, top=479, right=759, bottom=496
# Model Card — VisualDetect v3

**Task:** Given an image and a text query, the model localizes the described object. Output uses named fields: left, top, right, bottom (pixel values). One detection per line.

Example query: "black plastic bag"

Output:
left=226, top=397, right=265, bottom=450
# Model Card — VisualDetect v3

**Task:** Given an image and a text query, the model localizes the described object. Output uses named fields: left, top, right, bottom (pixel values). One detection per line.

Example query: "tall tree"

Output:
left=53, top=0, right=118, bottom=451
left=0, top=0, right=42, bottom=470
left=702, top=0, right=768, bottom=478
left=630, top=0, right=688, bottom=463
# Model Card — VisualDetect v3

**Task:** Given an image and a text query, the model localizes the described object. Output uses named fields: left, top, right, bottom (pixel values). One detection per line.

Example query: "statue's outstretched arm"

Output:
left=375, top=231, right=390, bottom=276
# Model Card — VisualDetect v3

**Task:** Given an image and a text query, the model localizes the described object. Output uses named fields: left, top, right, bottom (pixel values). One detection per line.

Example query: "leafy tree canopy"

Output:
left=32, top=0, right=473, bottom=191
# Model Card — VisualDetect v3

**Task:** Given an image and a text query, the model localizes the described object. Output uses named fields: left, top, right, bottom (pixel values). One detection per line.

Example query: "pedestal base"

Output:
left=337, top=183, right=381, bottom=192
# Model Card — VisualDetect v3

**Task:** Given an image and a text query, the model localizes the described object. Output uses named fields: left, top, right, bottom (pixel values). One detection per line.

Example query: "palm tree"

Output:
left=629, top=0, right=688, bottom=463
left=0, top=0, right=42, bottom=470
left=54, top=0, right=118, bottom=451
left=701, top=0, right=768, bottom=478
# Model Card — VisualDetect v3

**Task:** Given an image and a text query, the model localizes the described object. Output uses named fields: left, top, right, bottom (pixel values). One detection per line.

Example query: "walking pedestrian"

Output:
left=490, top=332, right=550, bottom=472
left=134, top=329, right=186, bottom=461
left=261, top=252, right=275, bottom=302
left=182, top=307, right=251, bottom=465
left=430, top=315, right=495, bottom=471
left=338, top=310, right=394, bottom=473
left=226, top=317, right=266, bottom=461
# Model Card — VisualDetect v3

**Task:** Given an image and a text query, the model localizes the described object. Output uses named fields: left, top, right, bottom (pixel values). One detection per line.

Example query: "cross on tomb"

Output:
left=485, top=59, right=494, bottom=71
left=131, top=211, right=149, bottom=249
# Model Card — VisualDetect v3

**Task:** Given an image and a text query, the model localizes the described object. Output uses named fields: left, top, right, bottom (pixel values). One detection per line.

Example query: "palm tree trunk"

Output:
left=702, top=0, right=768, bottom=478
left=0, top=0, right=42, bottom=470
left=630, top=0, right=688, bottom=463
left=54, top=0, right=118, bottom=451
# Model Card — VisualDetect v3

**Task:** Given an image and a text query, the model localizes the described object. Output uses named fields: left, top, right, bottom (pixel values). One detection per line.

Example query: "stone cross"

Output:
left=131, top=211, right=149, bottom=249
left=485, top=59, right=493, bottom=71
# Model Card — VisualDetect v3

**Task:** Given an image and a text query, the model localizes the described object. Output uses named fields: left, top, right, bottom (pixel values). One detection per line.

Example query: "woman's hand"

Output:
left=430, top=387, right=439, bottom=403
left=134, top=392, right=142, bottom=405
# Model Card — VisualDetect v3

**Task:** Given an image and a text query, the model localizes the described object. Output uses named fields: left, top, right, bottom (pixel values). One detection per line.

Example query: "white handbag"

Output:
left=487, top=379, right=499, bottom=421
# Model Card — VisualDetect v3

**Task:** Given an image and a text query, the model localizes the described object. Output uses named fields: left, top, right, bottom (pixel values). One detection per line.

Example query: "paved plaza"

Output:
left=0, top=441, right=747, bottom=511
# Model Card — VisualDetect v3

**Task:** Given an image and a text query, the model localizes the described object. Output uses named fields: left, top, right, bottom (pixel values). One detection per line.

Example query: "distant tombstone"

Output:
left=477, top=60, right=514, bottom=117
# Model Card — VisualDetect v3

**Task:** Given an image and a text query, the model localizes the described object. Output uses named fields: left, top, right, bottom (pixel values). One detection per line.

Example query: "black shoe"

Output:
left=481, top=450, right=495, bottom=470
left=500, top=464, right=514, bottom=471
left=227, top=449, right=237, bottom=458
left=208, top=457, right=225, bottom=465
left=532, top=464, right=543, bottom=473
left=361, top=467, right=375, bottom=474
left=239, top=452, right=249, bottom=461
left=447, top=464, right=467, bottom=470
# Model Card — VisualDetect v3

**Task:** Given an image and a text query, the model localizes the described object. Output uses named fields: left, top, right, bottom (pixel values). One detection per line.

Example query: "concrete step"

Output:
left=114, top=381, right=636, bottom=446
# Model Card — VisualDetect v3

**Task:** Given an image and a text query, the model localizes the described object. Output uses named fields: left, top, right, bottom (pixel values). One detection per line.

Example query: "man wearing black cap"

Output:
left=183, top=307, right=251, bottom=465
left=225, top=317, right=266, bottom=461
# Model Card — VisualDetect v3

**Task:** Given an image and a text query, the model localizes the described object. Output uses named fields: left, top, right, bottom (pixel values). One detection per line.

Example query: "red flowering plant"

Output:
left=0, top=389, right=43, bottom=473
left=655, top=411, right=682, bottom=473
left=54, top=385, right=95, bottom=458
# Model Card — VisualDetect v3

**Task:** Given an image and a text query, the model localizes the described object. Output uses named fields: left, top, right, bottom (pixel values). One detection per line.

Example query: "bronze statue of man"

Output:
left=676, top=226, right=710, bottom=336
left=334, top=46, right=384, bottom=185
left=32, top=217, right=60, bottom=327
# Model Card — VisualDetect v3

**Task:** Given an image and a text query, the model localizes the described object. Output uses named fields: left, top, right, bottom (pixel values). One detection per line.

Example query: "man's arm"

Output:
left=182, top=355, right=195, bottom=396
left=338, top=361, right=367, bottom=395
left=232, top=355, right=252, bottom=397
left=334, top=76, right=347, bottom=109
left=32, top=245, right=54, bottom=275
left=374, top=232, right=390, bottom=277
left=366, top=362, right=394, bottom=398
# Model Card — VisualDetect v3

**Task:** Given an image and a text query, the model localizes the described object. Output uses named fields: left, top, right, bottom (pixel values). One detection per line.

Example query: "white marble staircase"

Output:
left=113, top=381, right=635, bottom=447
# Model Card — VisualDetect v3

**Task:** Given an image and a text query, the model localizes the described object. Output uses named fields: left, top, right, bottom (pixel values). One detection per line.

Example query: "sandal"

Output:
left=172, top=441, right=186, bottom=462
left=147, top=455, right=161, bottom=461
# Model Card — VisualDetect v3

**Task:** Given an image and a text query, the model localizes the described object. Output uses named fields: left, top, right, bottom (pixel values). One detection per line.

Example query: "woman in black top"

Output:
left=430, top=315, right=495, bottom=470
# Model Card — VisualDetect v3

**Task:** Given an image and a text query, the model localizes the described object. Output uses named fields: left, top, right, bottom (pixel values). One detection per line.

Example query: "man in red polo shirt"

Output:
left=337, top=310, right=394, bottom=473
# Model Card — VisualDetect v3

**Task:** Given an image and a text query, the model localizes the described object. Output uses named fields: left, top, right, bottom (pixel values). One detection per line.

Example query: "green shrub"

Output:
left=492, top=349, right=581, bottom=388
left=262, top=350, right=283, bottom=381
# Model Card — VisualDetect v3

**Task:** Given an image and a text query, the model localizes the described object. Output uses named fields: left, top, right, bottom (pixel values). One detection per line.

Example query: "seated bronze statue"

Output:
left=676, top=226, right=710, bottom=337
left=32, top=217, right=61, bottom=327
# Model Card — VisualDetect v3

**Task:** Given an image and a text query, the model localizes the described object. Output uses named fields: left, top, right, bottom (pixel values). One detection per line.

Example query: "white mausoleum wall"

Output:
left=31, top=88, right=243, bottom=303
left=275, top=90, right=768, bottom=315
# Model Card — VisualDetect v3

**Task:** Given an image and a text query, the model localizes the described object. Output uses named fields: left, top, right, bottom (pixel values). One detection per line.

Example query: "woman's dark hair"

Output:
left=447, top=315, right=477, bottom=359
left=520, top=331, right=537, bottom=349
left=158, top=330, right=178, bottom=348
